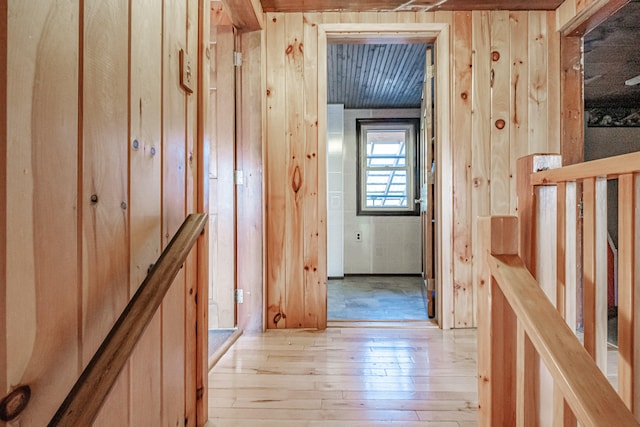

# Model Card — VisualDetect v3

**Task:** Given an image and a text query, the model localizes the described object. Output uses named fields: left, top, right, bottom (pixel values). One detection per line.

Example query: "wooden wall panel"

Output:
left=528, top=12, right=549, bottom=153
left=82, top=0, right=130, bottom=424
left=3, top=0, right=203, bottom=424
left=302, top=13, right=325, bottom=328
left=468, top=11, right=491, bottom=329
left=184, top=0, right=199, bottom=424
left=266, top=13, right=288, bottom=328
left=284, top=13, right=306, bottom=328
left=162, top=0, right=188, bottom=424
left=210, top=25, right=236, bottom=329
left=264, top=9, right=565, bottom=329
left=129, top=0, right=163, bottom=424
left=4, top=2, right=80, bottom=424
left=236, top=30, right=265, bottom=332
left=509, top=11, right=529, bottom=214
left=452, top=11, right=473, bottom=328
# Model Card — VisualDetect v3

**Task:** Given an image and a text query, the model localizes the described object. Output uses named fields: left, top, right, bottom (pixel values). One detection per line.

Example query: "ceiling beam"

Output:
left=220, top=0, right=264, bottom=31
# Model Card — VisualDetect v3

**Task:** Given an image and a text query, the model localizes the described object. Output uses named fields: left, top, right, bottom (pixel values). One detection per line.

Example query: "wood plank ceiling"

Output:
left=314, top=0, right=640, bottom=111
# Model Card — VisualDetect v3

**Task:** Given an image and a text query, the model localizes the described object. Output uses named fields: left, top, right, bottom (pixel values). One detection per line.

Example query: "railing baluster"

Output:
left=583, top=177, right=608, bottom=372
left=618, top=173, right=638, bottom=415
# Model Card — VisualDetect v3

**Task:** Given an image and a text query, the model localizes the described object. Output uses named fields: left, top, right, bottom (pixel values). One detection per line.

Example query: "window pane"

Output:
left=366, top=130, right=407, bottom=168
left=365, top=170, right=408, bottom=208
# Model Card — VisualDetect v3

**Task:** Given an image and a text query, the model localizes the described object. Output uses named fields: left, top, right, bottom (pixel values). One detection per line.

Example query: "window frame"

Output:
left=356, top=118, right=420, bottom=216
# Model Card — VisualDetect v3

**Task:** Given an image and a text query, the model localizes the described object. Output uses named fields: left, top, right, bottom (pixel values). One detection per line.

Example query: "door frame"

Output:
left=317, top=23, right=453, bottom=328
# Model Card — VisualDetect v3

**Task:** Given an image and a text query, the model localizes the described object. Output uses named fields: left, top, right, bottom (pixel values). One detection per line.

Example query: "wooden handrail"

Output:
left=488, top=253, right=639, bottom=426
left=531, top=151, right=640, bottom=185
left=48, top=213, right=208, bottom=427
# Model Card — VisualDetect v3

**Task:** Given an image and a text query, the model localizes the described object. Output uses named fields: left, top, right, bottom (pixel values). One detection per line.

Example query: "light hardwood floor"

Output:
left=208, top=327, right=478, bottom=426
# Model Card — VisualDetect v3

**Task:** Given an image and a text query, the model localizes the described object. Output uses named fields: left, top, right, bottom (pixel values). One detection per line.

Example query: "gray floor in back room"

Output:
left=327, top=275, right=429, bottom=321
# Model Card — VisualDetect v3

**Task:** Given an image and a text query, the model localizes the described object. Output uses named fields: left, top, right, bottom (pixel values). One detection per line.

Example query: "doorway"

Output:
left=318, top=23, right=452, bottom=328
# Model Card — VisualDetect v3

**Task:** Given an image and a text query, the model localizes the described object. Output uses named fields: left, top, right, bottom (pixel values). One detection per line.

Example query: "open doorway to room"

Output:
left=582, top=0, right=640, bottom=347
left=324, top=39, right=436, bottom=324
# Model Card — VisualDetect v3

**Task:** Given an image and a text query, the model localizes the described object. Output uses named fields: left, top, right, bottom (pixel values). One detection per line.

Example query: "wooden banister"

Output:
left=488, top=252, right=638, bottom=426
left=479, top=215, right=640, bottom=426
left=48, top=213, right=208, bottom=427
left=531, top=151, right=640, bottom=185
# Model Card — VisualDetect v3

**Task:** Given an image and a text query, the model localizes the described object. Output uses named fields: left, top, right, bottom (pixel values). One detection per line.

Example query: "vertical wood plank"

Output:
left=236, top=30, right=265, bottom=332
left=184, top=0, right=199, bottom=424
left=284, top=13, right=305, bottom=328
left=162, top=0, right=188, bottom=423
left=452, top=11, right=473, bottom=328
left=583, top=177, right=608, bottom=372
left=0, top=0, right=6, bottom=409
left=478, top=216, right=518, bottom=427
left=546, top=10, right=561, bottom=154
left=560, top=36, right=583, bottom=166
left=435, top=14, right=453, bottom=329
left=302, top=13, right=325, bottom=329
left=618, top=173, right=637, bottom=414
left=509, top=11, right=529, bottom=215
left=516, top=321, right=537, bottom=426
left=265, top=13, right=288, bottom=329
left=197, top=0, right=211, bottom=421
left=490, top=10, right=511, bottom=216
left=527, top=12, right=548, bottom=153
left=5, top=2, right=80, bottom=424
left=213, top=25, right=236, bottom=329
left=129, top=0, right=163, bottom=424
left=83, top=0, right=130, bottom=424
left=470, top=10, right=491, bottom=328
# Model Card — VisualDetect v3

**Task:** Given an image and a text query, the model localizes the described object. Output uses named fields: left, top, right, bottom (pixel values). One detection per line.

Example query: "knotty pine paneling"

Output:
left=4, top=2, right=79, bottom=425
left=264, top=9, right=563, bottom=329
left=83, top=0, right=130, bottom=424
left=236, top=30, right=265, bottom=332
left=129, top=0, right=163, bottom=423
left=2, top=0, right=203, bottom=423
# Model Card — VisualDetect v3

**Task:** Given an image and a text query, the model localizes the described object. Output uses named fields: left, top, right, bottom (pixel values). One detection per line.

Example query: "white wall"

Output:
left=327, top=104, right=345, bottom=277
left=343, top=109, right=422, bottom=274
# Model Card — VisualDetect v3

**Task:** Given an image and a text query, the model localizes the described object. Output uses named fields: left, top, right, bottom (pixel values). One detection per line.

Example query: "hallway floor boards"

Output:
left=208, top=327, right=478, bottom=426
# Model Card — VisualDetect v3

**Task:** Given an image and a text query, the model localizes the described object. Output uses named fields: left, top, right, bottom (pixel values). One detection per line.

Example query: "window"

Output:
left=356, top=119, right=419, bottom=216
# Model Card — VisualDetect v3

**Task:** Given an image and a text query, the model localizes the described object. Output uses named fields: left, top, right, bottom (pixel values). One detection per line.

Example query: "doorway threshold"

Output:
left=327, top=319, right=438, bottom=329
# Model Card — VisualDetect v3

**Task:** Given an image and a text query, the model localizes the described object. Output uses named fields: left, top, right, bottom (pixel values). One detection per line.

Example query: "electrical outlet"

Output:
left=355, top=232, right=362, bottom=242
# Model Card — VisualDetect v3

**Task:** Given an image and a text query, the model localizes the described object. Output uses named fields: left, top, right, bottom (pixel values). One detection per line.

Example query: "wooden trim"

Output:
left=196, top=0, right=210, bottom=423
left=532, top=151, right=640, bottom=185
left=317, top=22, right=452, bottom=329
left=582, top=177, right=608, bottom=372
left=220, top=0, right=264, bottom=30
left=489, top=253, right=639, bottom=427
left=0, top=0, right=7, bottom=401
left=557, top=0, right=629, bottom=36
left=617, top=173, right=637, bottom=413
left=49, top=214, right=207, bottom=427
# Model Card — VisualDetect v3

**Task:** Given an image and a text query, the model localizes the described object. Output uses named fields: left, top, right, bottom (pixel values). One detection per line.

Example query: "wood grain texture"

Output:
left=82, top=1, right=130, bottom=424
left=266, top=13, right=288, bottom=329
left=211, top=25, right=236, bottom=329
left=220, top=0, right=264, bottom=30
left=5, top=2, right=80, bottom=424
left=284, top=13, right=306, bottom=328
left=490, top=10, right=511, bottom=216
left=469, top=11, right=491, bottom=329
left=477, top=216, right=518, bottom=427
left=129, top=0, right=163, bottom=424
left=490, top=253, right=639, bottom=427
left=49, top=215, right=207, bottom=427
left=509, top=11, right=528, bottom=215
left=527, top=11, right=548, bottom=153
left=302, top=13, right=325, bottom=329
left=209, top=327, right=479, bottom=425
left=236, top=29, right=265, bottom=332
left=452, top=11, right=473, bottom=328
left=162, top=0, right=188, bottom=425
left=582, top=177, right=608, bottom=372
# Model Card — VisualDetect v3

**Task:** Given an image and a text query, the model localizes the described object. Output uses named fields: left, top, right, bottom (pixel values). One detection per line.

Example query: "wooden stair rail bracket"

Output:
left=48, top=213, right=207, bottom=427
